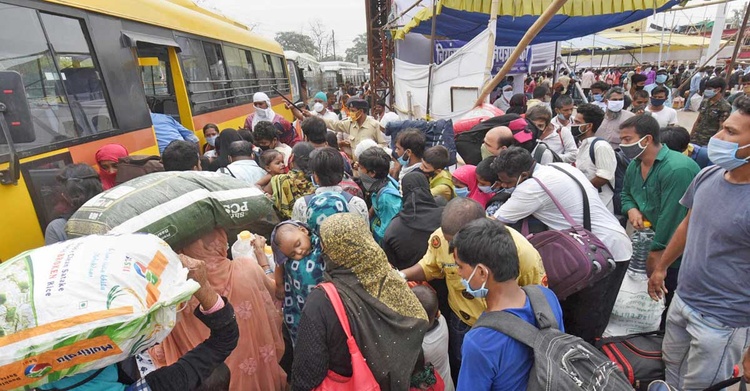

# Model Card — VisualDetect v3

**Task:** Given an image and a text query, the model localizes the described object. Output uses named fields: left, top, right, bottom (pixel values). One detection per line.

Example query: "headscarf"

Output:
left=319, top=213, right=428, bottom=390
left=95, top=144, right=128, bottom=190
left=149, top=229, right=286, bottom=390
left=208, top=128, right=242, bottom=171
left=399, top=172, right=443, bottom=232
left=452, top=164, right=493, bottom=207
left=506, top=93, right=528, bottom=115
left=252, top=92, right=276, bottom=129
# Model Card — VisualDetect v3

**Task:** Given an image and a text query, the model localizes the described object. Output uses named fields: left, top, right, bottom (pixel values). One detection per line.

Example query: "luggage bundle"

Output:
left=385, top=119, right=457, bottom=165
left=66, top=171, right=275, bottom=250
left=0, top=234, right=198, bottom=390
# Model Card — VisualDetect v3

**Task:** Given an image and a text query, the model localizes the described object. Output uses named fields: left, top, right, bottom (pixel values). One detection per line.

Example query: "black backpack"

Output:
left=455, top=114, right=542, bottom=165
left=532, top=142, right=563, bottom=164
left=589, top=137, right=631, bottom=215
left=473, top=285, right=632, bottom=391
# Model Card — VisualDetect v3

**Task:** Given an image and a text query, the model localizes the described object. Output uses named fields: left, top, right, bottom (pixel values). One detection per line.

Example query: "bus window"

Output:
left=223, top=46, right=256, bottom=104
left=287, top=59, right=300, bottom=103
left=175, top=36, right=214, bottom=114
left=41, top=13, right=113, bottom=135
left=271, top=55, right=288, bottom=93
left=137, top=44, right=177, bottom=118
left=202, top=41, right=230, bottom=106
left=251, top=50, right=273, bottom=90
left=0, top=4, right=113, bottom=152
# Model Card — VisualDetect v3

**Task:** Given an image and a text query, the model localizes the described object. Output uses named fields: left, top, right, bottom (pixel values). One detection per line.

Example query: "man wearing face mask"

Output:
left=394, top=129, right=425, bottom=181
left=493, top=85, right=514, bottom=112
left=588, top=81, right=610, bottom=110
left=646, top=86, right=678, bottom=128
left=481, top=126, right=515, bottom=160
left=357, top=146, right=401, bottom=244
left=491, top=147, right=632, bottom=344
left=598, top=87, right=635, bottom=148
left=550, top=95, right=574, bottom=130
left=685, top=67, right=706, bottom=111
left=311, top=91, right=338, bottom=123
left=627, top=73, right=648, bottom=100
left=691, top=77, right=731, bottom=146
left=572, top=104, right=617, bottom=213
left=644, top=68, right=673, bottom=107
left=399, top=198, right=545, bottom=382
left=321, top=98, right=386, bottom=156
left=619, top=115, right=699, bottom=320
left=244, top=92, right=297, bottom=146
left=647, top=95, right=750, bottom=391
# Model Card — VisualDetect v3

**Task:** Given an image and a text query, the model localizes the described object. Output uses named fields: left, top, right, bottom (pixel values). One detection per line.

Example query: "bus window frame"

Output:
left=19, top=151, right=73, bottom=232
left=0, top=3, right=133, bottom=163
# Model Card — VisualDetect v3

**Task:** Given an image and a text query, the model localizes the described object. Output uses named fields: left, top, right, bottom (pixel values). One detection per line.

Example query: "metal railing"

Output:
left=187, top=77, right=291, bottom=107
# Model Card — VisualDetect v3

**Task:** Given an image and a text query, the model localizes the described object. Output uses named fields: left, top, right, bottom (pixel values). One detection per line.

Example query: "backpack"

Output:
left=473, top=285, right=632, bottom=391
left=454, top=114, right=522, bottom=165
left=589, top=138, right=630, bottom=215
left=521, top=165, right=617, bottom=300
left=114, top=155, right=164, bottom=185
left=386, top=119, right=457, bottom=165
left=533, top=142, right=563, bottom=164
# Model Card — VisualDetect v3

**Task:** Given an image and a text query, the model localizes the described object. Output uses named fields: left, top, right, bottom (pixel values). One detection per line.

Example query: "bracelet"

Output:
left=264, top=269, right=274, bottom=275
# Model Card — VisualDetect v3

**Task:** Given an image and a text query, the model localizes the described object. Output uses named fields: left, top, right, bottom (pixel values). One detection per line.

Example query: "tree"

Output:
left=728, top=4, right=748, bottom=29
left=345, top=33, right=368, bottom=63
left=274, top=31, right=317, bottom=56
left=309, top=19, right=334, bottom=61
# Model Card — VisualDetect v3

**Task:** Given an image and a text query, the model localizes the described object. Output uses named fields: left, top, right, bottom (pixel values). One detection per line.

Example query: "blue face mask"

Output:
left=703, top=89, right=717, bottom=99
left=397, top=151, right=410, bottom=167
left=478, top=185, right=496, bottom=194
left=460, top=265, right=488, bottom=299
left=455, top=187, right=470, bottom=198
left=557, top=113, right=567, bottom=121
left=206, top=135, right=217, bottom=147
left=656, top=74, right=668, bottom=84
left=707, top=137, right=750, bottom=171
left=593, top=94, right=603, bottom=102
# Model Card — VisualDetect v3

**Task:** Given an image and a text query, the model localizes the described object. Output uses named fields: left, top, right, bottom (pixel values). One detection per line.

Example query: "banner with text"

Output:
left=434, top=40, right=532, bottom=74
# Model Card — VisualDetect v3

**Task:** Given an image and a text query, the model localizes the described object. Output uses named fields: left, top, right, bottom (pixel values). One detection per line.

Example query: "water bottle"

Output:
left=231, top=230, right=256, bottom=264
left=628, top=221, right=654, bottom=280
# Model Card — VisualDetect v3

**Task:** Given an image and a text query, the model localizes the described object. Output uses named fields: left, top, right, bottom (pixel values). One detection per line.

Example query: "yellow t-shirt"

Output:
left=429, top=170, right=455, bottom=202
left=418, top=226, right=546, bottom=326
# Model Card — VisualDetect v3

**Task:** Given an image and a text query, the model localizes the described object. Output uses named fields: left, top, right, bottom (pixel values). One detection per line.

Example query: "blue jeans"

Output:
left=685, top=91, right=698, bottom=110
left=448, top=311, right=472, bottom=384
left=662, top=294, right=750, bottom=390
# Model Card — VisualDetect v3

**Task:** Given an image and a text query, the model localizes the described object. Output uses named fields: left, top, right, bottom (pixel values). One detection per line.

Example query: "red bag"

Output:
left=313, top=282, right=380, bottom=391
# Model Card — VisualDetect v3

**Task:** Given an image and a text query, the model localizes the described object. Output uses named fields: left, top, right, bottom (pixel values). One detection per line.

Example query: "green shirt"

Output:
left=621, top=146, right=700, bottom=268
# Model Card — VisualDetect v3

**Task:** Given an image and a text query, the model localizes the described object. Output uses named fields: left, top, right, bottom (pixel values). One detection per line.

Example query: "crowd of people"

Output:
left=36, top=58, right=750, bottom=391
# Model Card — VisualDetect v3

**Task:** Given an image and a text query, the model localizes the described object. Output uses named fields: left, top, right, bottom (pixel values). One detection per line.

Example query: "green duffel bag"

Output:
left=66, top=171, right=274, bottom=249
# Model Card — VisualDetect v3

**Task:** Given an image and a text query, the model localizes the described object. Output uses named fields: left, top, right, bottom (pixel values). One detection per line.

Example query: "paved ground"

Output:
left=676, top=109, right=700, bottom=131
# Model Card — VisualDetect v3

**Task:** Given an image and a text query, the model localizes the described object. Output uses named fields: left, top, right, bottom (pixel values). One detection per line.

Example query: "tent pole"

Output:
left=728, top=3, right=750, bottom=74
left=426, top=0, right=437, bottom=118
left=658, top=13, right=666, bottom=67
left=553, top=41, right=559, bottom=82
left=484, top=0, right=501, bottom=85
left=475, top=0, right=569, bottom=107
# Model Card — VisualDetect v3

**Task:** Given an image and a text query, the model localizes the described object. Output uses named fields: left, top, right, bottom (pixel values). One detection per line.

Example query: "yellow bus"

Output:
left=0, top=0, right=296, bottom=261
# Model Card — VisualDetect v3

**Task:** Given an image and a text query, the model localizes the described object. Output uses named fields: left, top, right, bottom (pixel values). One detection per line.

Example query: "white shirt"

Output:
left=493, top=97, right=511, bottom=112
left=645, top=106, right=678, bottom=128
left=576, top=138, right=616, bottom=213
left=291, top=185, right=369, bottom=224
left=494, top=163, right=632, bottom=261
left=220, top=159, right=267, bottom=186
left=275, top=143, right=293, bottom=166
left=398, top=162, right=422, bottom=182
left=422, top=315, right=454, bottom=391
left=540, top=126, right=578, bottom=163
left=582, top=71, right=596, bottom=88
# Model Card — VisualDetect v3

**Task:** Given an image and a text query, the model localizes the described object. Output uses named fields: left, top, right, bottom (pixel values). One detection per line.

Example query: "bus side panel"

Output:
left=68, top=127, right=158, bottom=166
left=192, top=96, right=293, bottom=136
left=87, top=13, right=152, bottom=133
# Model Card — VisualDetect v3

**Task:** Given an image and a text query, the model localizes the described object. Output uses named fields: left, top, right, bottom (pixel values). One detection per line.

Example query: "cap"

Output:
left=347, top=98, right=369, bottom=110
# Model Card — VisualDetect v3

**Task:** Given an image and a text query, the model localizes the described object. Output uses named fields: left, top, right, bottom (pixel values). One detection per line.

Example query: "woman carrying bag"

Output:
left=291, top=213, right=429, bottom=391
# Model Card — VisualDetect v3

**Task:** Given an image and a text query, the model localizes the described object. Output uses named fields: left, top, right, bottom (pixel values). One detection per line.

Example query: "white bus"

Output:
left=319, top=61, right=367, bottom=92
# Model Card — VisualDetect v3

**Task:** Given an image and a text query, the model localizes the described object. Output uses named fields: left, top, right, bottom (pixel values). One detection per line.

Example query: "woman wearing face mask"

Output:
left=202, top=123, right=219, bottom=159
left=95, top=144, right=128, bottom=190
left=493, top=85, right=515, bottom=112
left=451, top=164, right=493, bottom=205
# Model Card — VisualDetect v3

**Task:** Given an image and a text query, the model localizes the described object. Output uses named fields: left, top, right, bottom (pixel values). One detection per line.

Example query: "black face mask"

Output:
left=635, top=85, right=645, bottom=91
left=258, top=145, right=271, bottom=151
left=570, top=124, right=587, bottom=138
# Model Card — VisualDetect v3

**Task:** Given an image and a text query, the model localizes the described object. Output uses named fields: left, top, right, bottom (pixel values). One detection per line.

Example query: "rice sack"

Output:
left=0, top=233, right=198, bottom=390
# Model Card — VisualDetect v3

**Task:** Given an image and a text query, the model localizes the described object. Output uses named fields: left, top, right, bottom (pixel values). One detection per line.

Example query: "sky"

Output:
left=200, top=0, right=367, bottom=54
left=198, top=0, right=747, bottom=51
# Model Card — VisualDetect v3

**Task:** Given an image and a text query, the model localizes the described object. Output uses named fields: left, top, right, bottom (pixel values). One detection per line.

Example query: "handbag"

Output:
left=313, top=282, right=380, bottom=391
left=522, top=165, right=617, bottom=300
left=595, top=331, right=665, bottom=390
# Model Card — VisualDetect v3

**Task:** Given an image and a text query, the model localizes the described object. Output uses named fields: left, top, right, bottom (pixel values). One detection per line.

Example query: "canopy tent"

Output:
left=394, top=0, right=683, bottom=46
left=598, top=31, right=728, bottom=52
left=560, top=34, right=634, bottom=55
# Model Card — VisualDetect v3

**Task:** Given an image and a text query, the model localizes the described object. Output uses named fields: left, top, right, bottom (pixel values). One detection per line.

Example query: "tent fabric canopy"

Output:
left=561, top=34, right=633, bottom=54
left=394, top=0, right=682, bottom=46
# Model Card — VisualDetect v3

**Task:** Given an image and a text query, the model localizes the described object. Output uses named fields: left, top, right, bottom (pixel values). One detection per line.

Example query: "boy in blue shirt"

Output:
left=452, top=218, right=563, bottom=390
left=357, top=146, right=402, bottom=244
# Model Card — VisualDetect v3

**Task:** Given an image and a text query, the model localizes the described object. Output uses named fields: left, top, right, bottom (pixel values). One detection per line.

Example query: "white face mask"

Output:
left=607, top=100, right=624, bottom=112
left=503, top=90, right=514, bottom=100
left=313, top=102, right=325, bottom=113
